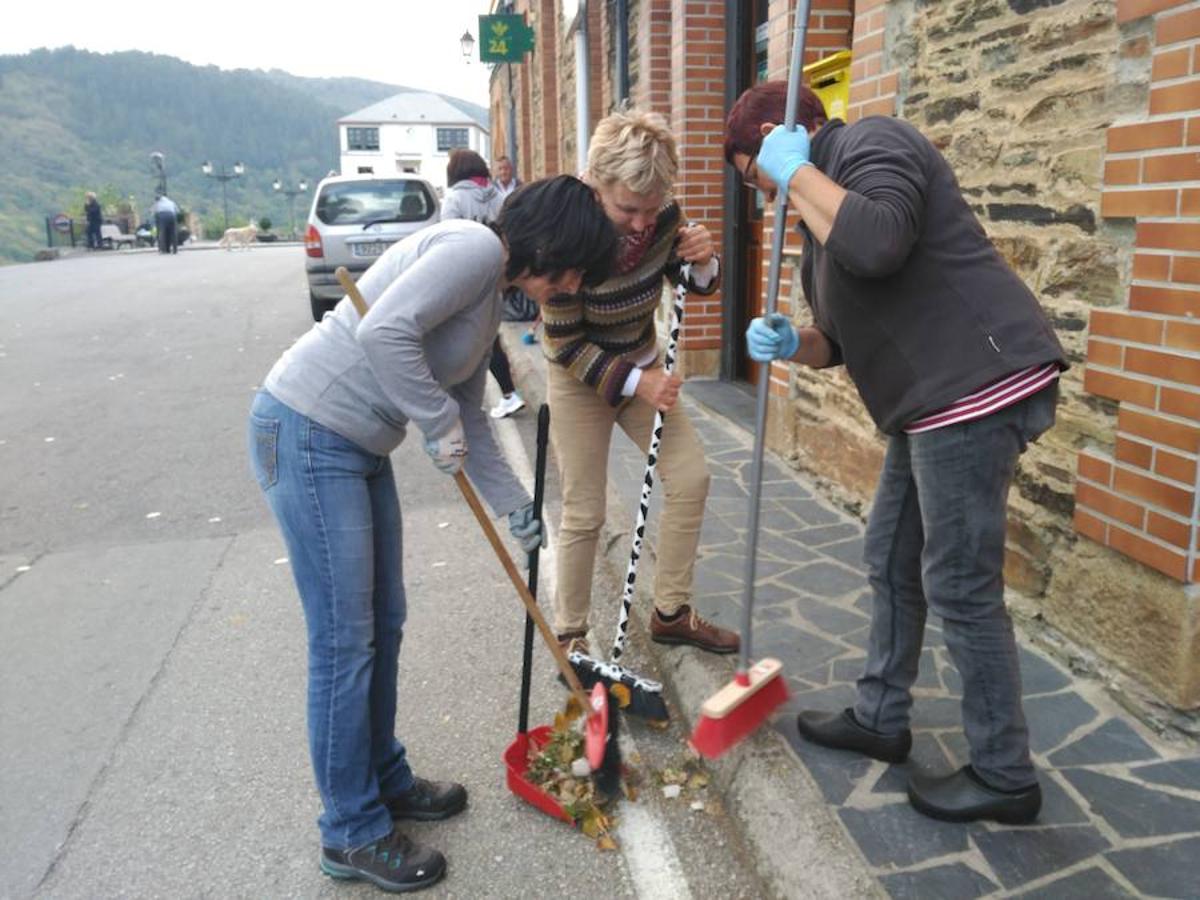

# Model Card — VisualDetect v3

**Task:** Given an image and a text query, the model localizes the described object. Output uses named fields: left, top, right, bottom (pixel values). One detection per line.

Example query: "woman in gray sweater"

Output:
left=248, top=176, right=615, bottom=893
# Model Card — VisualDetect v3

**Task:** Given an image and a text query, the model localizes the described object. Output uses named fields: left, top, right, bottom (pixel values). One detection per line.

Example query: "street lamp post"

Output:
left=201, top=160, right=245, bottom=232
left=273, top=177, right=309, bottom=241
left=150, top=151, right=167, bottom=196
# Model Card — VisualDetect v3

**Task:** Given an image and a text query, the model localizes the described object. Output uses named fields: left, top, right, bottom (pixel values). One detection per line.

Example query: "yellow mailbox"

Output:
left=804, top=50, right=852, bottom=122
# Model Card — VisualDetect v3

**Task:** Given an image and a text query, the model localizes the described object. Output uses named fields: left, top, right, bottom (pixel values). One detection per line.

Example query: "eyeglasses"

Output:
left=741, top=155, right=760, bottom=191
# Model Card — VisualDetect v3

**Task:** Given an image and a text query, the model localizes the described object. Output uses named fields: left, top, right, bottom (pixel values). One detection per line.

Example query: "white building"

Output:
left=338, top=91, right=490, bottom=194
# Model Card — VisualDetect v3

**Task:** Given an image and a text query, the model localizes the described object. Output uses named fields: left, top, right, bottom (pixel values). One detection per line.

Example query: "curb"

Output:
left=500, top=325, right=882, bottom=900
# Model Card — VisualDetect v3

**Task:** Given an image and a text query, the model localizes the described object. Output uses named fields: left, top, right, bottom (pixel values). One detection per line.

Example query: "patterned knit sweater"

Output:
left=542, top=202, right=719, bottom=406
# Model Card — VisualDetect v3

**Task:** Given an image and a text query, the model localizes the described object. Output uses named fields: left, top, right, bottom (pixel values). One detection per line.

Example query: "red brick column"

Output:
left=635, top=0, right=672, bottom=116
left=847, top=0, right=898, bottom=122
left=1075, top=0, right=1200, bottom=582
left=669, top=0, right=727, bottom=365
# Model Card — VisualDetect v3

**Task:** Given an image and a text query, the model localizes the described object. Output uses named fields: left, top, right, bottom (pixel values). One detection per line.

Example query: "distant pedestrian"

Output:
left=492, top=156, right=521, bottom=198
left=152, top=193, right=179, bottom=254
left=727, top=80, right=1066, bottom=825
left=439, top=150, right=502, bottom=225
left=84, top=192, right=103, bottom=250
left=248, top=175, right=615, bottom=894
left=439, top=150, right=527, bottom=418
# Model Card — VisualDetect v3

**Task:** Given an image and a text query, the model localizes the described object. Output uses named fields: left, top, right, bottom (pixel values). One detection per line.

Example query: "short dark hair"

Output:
left=494, top=175, right=616, bottom=287
left=446, top=149, right=491, bottom=185
left=724, top=82, right=827, bottom=164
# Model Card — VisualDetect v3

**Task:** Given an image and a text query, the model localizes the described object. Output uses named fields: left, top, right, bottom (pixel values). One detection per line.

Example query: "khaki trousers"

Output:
left=548, top=363, right=710, bottom=635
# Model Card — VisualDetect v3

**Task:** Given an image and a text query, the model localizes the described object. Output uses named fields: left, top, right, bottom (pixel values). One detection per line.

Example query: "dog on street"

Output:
left=219, top=223, right=258, bottom=250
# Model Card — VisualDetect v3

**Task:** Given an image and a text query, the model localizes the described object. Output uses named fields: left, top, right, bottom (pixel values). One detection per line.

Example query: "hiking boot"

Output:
left=489, top=392, right=526, bottom=418
left=383, top=776, right=468, bottom=821
left=320, top=827, right=446, bottom=893
left=557, top=630, right=591, bottom=658
left=650, top=605, right=739, bottom=654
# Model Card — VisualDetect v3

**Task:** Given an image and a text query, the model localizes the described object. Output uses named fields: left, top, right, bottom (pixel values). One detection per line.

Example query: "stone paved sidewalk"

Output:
left=503, top=327, right=1200, bottom=898
left=625, top=382, right=1200, bottom=899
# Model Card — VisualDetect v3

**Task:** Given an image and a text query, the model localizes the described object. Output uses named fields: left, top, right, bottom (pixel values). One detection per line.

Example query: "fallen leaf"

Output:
left=596, top=834, right=619, bottom=852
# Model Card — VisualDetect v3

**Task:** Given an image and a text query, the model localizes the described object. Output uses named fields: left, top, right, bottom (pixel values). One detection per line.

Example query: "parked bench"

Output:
left=100, top=223, right=137, bottom=250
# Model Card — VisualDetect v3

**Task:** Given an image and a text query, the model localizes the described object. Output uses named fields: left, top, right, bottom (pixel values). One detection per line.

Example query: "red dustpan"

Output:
left=501, top=405, right=605, bottom=824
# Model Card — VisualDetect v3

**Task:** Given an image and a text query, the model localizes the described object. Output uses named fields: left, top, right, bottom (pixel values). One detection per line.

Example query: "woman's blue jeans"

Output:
left=249, top=390, right=414, bottom=850
left=855, top=385, right=1059, bottom=791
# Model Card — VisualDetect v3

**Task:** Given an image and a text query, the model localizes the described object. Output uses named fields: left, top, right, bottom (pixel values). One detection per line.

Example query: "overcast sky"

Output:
left=0, top=1, right=496, bottom=106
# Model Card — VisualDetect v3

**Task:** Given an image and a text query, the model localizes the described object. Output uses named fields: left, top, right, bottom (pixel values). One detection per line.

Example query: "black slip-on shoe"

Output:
left=320, top=828, right=446, bottom=893
left=908, top=765, right=1041, bottom=825
left=384, top=776, right=468, bottom=822
left=796, top=708, right=912, bottom=764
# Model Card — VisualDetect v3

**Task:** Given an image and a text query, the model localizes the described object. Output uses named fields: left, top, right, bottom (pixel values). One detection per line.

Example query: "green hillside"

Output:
left=0, top=47, right=472, bottom=264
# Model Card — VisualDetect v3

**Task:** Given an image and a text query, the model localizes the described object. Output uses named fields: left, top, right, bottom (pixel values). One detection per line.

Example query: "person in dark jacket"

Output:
left=725, top=82, right=1066, bottom=826
left=84, top=192, right=103, bottom=250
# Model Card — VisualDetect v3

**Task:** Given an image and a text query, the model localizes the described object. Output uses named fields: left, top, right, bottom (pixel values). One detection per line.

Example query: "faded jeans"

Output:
left=249, top=389, right=414, bottom=850
left=854, top=384, right=1058, bottom=791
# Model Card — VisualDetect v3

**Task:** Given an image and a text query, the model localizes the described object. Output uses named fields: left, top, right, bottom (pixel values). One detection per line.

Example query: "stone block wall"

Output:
left=766, top=0, right=1199, bottom=709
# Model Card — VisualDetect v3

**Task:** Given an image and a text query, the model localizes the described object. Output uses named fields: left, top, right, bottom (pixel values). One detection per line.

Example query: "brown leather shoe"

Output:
left=556, top=630, right=590, bottom=657
left=650, top=605, right=739, bottom=654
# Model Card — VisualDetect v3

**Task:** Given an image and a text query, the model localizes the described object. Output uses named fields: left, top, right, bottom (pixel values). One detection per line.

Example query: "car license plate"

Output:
left=353, top=241, right=388, bottom=258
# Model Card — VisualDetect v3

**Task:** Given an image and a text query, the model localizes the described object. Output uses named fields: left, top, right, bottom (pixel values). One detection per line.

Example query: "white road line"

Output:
left=488, top=389, right=693, bottom=900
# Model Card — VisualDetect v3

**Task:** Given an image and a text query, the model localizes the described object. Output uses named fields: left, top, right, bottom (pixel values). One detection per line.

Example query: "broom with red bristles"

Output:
left=690, top=0, right=814, bottom=760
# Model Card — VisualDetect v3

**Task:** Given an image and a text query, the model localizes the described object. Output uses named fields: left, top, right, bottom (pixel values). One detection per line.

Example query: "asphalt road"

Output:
left=0, top=246, right=764, bottom=899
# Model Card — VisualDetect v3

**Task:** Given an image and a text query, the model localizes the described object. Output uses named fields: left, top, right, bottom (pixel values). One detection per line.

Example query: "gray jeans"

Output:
left=855, top=383, right=1058, bottom=790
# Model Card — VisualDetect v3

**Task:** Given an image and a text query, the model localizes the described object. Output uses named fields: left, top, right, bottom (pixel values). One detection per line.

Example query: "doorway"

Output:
left=722, top=0, right=770, bottom=388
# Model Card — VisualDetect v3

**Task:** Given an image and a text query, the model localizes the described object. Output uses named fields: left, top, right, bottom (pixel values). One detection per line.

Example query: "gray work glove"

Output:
left=423, top=419, right=467, bottom=475
left=507, top=502, right=545, bottom=554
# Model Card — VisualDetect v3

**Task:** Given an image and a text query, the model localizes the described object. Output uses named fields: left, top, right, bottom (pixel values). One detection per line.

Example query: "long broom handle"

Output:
left=453, top=470, right=591, bottom=706
left=518, top=405, right=550, bottom=735
left=333, top=266, right=591, bottom=707
left=609, top=269, right=688, bottom=662
left=738, top=2, right=811, bottom=675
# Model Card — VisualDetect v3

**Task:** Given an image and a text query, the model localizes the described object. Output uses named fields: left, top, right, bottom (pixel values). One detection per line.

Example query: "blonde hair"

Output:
left=586, top=109, right=677, bottom=198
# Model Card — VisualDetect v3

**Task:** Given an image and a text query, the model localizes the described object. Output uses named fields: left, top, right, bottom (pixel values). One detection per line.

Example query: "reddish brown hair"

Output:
left=723, top=82, right=827, bottom=164
left=446, top=149, right=491, bottom=185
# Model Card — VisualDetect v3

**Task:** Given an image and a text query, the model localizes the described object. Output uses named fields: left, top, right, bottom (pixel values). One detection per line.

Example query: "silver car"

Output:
left=304, top=174, right=440, bottom=320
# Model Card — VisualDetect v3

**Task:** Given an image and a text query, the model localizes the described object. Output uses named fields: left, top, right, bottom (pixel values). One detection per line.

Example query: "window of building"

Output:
left=347, top=127, right=380, bottom=151
left=436, top=127, right=470, bottom=152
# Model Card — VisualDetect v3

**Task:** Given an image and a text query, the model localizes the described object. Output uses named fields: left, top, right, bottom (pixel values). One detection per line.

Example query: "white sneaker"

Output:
left=489, top=393, right=526, bottom=418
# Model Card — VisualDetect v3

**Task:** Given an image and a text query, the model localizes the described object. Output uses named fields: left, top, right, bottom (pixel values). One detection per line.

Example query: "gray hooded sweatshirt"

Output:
left=440, top=180, right=503, bottom=225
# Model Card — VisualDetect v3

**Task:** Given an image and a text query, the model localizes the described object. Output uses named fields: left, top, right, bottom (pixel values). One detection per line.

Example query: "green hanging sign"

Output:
left=478, top=14, right=535, bottom=63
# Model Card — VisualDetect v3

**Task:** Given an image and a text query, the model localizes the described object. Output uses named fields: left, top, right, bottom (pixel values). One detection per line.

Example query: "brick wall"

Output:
left=635, top=0, right=673, bottom=115
left=671, top=0, right=728, bottom=366
left=847, top=0, right=898, bottom=122
left=1076, top=0, right=1200, bottom=583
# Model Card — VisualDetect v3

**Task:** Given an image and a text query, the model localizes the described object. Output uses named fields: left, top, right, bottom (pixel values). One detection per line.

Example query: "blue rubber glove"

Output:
left=746, top=313, right=801, bottom=363
left=756, top=125, right=813, bottom=192
left=508, top=502, right=545, bottom=554
left=521, top=331, right=538, bottom=345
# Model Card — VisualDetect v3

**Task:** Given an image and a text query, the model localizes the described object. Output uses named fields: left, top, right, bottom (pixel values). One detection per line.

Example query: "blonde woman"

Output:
left=542, top=109, right=738, bottom=658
